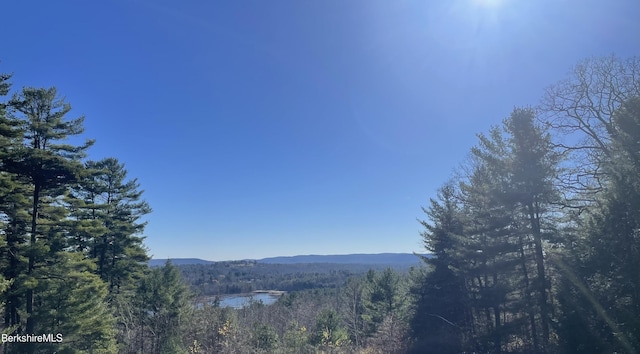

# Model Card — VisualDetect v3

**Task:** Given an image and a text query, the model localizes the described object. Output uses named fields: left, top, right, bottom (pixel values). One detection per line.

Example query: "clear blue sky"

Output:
left=3, top=0, right=639, bottom=261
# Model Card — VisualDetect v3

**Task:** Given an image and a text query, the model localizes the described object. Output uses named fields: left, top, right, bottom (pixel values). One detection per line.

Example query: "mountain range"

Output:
left=149, top=253, right=429, bottom=267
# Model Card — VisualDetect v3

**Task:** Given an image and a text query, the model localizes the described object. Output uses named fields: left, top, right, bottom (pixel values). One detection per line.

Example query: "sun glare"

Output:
left=465, top=0, right=514, bottom=25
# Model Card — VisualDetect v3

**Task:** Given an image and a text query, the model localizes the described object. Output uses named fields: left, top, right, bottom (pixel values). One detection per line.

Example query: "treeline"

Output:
left=178, top=261, right=415, bottom=295
left=183, top=267, right=413, bottom=353
left=0, top=74, right=189, bottom=352
left=1, top=55, right=638, bottom=353
left=174, top=55, right=640, bottom=354
left=411, top=55, right=640, bottom=353
left=0, top=67, right=416, bottom=354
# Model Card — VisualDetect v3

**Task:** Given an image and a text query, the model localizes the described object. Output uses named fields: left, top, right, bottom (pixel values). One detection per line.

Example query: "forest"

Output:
left=0, top=55, right=639, bottom=353
left=177, top=259, right=417, bottom=295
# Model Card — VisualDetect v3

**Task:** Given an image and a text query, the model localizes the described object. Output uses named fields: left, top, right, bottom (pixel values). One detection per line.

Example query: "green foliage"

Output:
left=0, top=74, right=152, bottom=353
left=311, top=308, right=349, bottom=348
left=135, top=261, right=192, bottom=353
left=410, top=107, right=562, bottom=353
left=32, top=253, right=117, bottom=354
left=1, top=49, right=638, bottom=354
left=69, top=157, right=151, bottom=295
left=411, top=183, right=468, bottom=353
left=1, top=86, right=96, bottom=353
left=178, top=260, right=410, bottom=296
left=407, top=56, right=640, bottom=353
left=282, top=322, right=312, bottom=353
left=251, top=323, right=279, bottom=351
left=0, top=70, right=25, bottom=337
left=361, top=268, right=406, bottom=336
left=555, top=96, right=640, bottom=353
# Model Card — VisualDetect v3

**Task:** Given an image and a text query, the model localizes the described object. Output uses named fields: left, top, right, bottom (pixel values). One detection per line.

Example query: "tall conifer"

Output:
left=4, top=87, right=93, bottom=352
left=69, top=157, right=151, bottom=295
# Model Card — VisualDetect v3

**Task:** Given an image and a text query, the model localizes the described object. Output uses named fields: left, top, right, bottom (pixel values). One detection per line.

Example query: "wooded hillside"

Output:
left=1, top=55, right=639, bottom=353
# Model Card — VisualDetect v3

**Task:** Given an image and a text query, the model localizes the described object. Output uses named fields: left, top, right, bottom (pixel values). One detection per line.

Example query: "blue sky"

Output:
left=3, top=0, right=639, bottom=261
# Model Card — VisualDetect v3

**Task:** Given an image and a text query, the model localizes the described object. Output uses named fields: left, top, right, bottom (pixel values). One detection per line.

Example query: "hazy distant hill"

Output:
left=150, top=253, right=430, bottom=267
left=257, top=253, right=427, bottom=265
left=149, top=258, right=215, bottom=267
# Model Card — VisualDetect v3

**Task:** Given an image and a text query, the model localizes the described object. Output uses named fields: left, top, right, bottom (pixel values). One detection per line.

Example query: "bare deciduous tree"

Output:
left=540, top=55, right=640, bottom=204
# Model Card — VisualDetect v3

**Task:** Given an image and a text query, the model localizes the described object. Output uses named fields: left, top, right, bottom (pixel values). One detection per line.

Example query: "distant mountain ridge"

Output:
left=257, top=253, right=426, bottom=265
left=149, top=258, right=215, bottom=267
left=149, top=253, right=428, bottom=267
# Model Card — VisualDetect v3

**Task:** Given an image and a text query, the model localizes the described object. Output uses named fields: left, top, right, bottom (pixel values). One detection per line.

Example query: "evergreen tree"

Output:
left=0, top=71, right=155, bottom=353
left=3, top=87, right=93, bottom=353
left=362, top=268, right=406, bottom=338
left=503, top=108, right=560, bottom=350
left=135, top=261, right=192, bottom=354
left=310, top=308, right=348, bottom=349
left=0, top=71, right=27, bottom=335
left=251, top=323, right=279, bottom=352
left=31, top=253, right=116, bottom=353
left=69, top=157, right=150, bottom=295
left=421, top=108, right=561, bottom=352
left=411, top=183, right=468, bottom=353
left=459, top=159, right=521, bottom=353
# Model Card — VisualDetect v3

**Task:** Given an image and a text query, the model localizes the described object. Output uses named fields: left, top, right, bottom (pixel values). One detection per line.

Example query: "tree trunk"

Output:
left=519, top=233, right=539, bottom=351
left=528, top=202, right=550, bottom=350
left=26, top=183, right=40, bottom=353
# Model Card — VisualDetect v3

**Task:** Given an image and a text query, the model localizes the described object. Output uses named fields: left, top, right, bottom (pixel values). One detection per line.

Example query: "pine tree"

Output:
left=135, top=261, right=192, bottom=354
left=0, top=71, right=23, bottom=337
left=411, top=183, right=469, bottom=354
left=31, top=253, right=117, bottom=353
left=69, top=157, right=150, bottom=295
left=445, top=108, right=560, bottom=352
left=459, top=160, right=522, bottom=353
left=361, top=268, right=406, bottom=339
left=503, top=108, right=560, bottom=350
left=3, top=87, right=93, bottom=353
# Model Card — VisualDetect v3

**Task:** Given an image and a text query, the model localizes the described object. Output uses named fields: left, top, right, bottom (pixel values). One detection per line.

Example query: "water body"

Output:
left=219, top=293, right=279, bottom=309
left=197, top=293, right=281, bottom=309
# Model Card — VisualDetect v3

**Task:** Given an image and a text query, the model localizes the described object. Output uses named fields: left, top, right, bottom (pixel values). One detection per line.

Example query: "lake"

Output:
left=198, top=292, right=282, bottom=309
left=219, top=293, right=280, bottom=308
